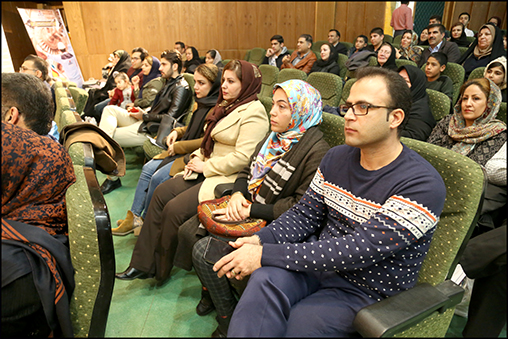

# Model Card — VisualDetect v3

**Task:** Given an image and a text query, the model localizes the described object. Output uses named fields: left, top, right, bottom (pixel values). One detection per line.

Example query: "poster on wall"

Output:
left=17, top=8, right=84, bottom=88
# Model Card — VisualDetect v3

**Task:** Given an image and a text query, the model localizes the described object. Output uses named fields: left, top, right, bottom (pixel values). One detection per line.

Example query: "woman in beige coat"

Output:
left=116, top=60, right=269, bottom=284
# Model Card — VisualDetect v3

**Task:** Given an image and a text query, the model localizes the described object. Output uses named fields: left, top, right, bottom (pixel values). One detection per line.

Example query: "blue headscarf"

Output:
left=138, top=56, right=161, bottom=98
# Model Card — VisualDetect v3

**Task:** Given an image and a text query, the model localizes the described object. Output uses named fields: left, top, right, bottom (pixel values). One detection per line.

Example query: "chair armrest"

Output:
left=353, top=280, right=464, bottom=337
left=214, top=183, right=235, bottom=198
left=82, top=142, right=96, bottom=170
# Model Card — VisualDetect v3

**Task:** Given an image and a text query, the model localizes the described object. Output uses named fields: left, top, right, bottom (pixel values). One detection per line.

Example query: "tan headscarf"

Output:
left=473, top=24, right=496, bottom=59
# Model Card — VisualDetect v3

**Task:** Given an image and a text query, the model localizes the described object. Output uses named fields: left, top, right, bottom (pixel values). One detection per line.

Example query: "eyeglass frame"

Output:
left=338, top=102, right=397, bottom=117
left=19, top=66, right=39, bottom=73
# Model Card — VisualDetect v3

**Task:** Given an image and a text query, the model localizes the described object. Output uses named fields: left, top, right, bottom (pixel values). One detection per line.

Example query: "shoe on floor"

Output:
left=211, top=314, right=231, bottom=338
left=196, top=288, right=215, bottom=316
left=100, top=178, right=122, bottom=195
left=112, top=210, right=134, bottom=236
left=115, top=267, right=152, bottom=280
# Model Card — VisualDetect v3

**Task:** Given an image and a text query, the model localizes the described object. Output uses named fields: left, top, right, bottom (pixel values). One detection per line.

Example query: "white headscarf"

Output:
left=484, top=56, right=507, bottom=90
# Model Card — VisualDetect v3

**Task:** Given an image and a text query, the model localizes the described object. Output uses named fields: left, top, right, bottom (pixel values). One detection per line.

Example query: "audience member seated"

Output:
left=348, top=35, right=368, bottom=58
left=449, top=22, right=471, bottom=47
left=192, top=79, right=330, bottom=337
left=484, top=56, right=507, bottom=102
left=205, top=49, right=224, bottom=69
left=175, top=41, right=187, bottom=60
left=366, top=27, right=385, bottom=53
left=82, top=49, right=131, bottom=122
left=459, top=23, right=505, bottom=81
left=99, top=50, right=192, bottom=195
left=459, top=12, right=475, bottom=37
left=309, top=42, right=340, bottom=76
left=418, top=27, right=430, bottom=46
left=425, top=52, right=454, bottom=102
left=2, top=72, right=76, bottom=338
left=261, top=34, right=291, bottom=70
left=112, top=64, right=221, bottom=236
left=398, top=64, right=436, bottom=140
left=427, top=77, right=506, bottom=167
left=115, top=60, right=269, bottom=284
left=419, top=23, right=461, bottom=68
left=429, top=14, right=450, bottom=39
left=183, top=46, right=202, bottom=74
left=395, top=29, right=423, bottom=64
left=129, top=55, right=162, bottom=107
left=328, top=29, right=348, bottom=55
left=220, top=66, right=446, bottom=337
left=281, top=34, right=317, bottom=74
left=108, top=72, right=136, bottom=109
left=488, top=16, right=502, bottom=27
left=376, top=42, right=398, bottom=71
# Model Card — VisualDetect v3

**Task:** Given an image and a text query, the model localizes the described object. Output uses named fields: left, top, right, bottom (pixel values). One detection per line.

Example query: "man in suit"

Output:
left=418, top=23, right=461, bottom=68
left=281, top=34, right=317, bottom=74
left=328, top=29, right=348, bottom=55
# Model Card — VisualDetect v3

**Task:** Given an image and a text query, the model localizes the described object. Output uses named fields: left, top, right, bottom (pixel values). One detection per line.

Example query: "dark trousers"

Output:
left=228, top=266, right=376, bottom=337
left=393, top=30, right=405, bottom=37
left=130, top=174, right=204, bottom=281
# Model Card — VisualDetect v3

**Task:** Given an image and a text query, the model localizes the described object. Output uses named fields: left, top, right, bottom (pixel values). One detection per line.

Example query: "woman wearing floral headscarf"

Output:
left=396, top=30, right=423, bottom=64
left=192, top=80, right=330, bottom=337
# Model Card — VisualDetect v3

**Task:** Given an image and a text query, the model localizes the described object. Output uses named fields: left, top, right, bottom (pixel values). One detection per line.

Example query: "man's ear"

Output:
left=173, top=62, right=179, bottom=73
left=389, top=108, right=405, bottom=130
left=440, top=64, right=446, bottom=73
left=3, top=107, right=20, bottom=124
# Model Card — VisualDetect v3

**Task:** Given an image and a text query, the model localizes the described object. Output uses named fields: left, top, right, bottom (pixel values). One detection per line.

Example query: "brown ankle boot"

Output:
left=112, top=210, right=134, bottom=235
left=116, top=219, right=124, bottom=226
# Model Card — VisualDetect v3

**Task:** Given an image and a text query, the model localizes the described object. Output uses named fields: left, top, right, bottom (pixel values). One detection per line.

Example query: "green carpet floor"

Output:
left=97, top=149, right=506, bottom=337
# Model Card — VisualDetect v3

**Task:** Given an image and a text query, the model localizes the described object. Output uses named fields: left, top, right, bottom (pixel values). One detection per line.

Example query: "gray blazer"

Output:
left=418, top=40, right=461, bottom=68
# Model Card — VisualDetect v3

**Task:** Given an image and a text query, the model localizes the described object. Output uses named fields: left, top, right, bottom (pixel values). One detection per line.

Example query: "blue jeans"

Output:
left=130, top=159, right=175, bottom=219
left=94, top=98, right=110, bottom=121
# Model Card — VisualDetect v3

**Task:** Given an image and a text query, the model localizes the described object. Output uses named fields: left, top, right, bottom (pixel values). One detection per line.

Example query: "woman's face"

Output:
left=461, top=84, right=488, bottom=127
left=451, top=25, right=463, bottom=39
left=205, top=53, right=214, bottom=64
left=194, top=70, right=213, bottom=99
left=420, top=29, right=428, bottom=41
left=185, top=48, right=193, bottom=61
left=320, top=44, right=331, bottom=61
left=377, top=45, right=392, bottom=65
left=485, top=65, right=505, bottom=87
left=489, top=18, right=499, bottom=26
left=269, top=88, right=293, bottom=133
left=221, top=69, right=242, bottom=102
left=112, top=54, right=120, bottom=65
left=398, top=69, right=412, bottom=88
left=140, top=60, right=152, bottom=76
left=478, top=28, right=493, bottom=50
left=401, top=33, right=412, bottom=48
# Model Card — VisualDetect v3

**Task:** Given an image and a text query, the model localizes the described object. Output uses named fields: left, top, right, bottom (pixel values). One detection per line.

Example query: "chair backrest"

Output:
left=467, top=66, right=485, bottom=81
left=277, top=68, right=308, bottom=83
left=181, top=73, right=196, bottom=126
left=243, top=50, right=251, bottom=61
left=222, top=59, right=231, bottom=67
left=319, top=112, right=346, bottom=147
left=311, top=40, right=328, bottom=55
left=458, top=46, right=469, bottom=56
left=498, top=102, right=507, bottom=124
left=306, top=72, right=343, bottom=107
left=258, top=64, right=280, bottom=98
left=337, top=53, right=349, bottom=79
left=257, top=95, right=273, bottom=119
left=395, top=58, right=417, bottom=68
left=383, top=34, right=393, bottom=43
left=426, top=88, right=451, bottom=121
left=341, top=41, right=353, bottom=52
left=246, top=47, right=266, bottom=66
left=340, top=78, right=357, bottom=105
left=466, top=36, right=475, bottom=44
left=68, top=86, right=89, bottom=115
left=422, top=62, right=465, bottom=106
left=392, top=34, right=402, bottom=45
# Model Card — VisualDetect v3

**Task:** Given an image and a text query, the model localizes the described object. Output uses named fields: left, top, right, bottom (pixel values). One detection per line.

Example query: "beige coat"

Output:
left=182, top=100, right=269, bottom=202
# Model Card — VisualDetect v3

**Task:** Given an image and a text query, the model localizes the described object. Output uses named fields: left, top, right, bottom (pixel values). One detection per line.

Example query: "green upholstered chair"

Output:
left=223, top=59, right=231, bottom=67
left=467, top=66, right=486, bottom=81
left=466, top=36, right=475, bottom=44
left=182, top=73, right=196, bottom=126
left=54, top=87, right=71, bottom=131
left=422, top=62, right=465, bottom=106
left=287, top=49, right=294, bottom=56
left=246, top=47, right=266, bottom=66
left=426, top=88, right=451, bottom=121
left=67, top=164, right=115, bottom=337
left=341, top=41, right=354, bottom=52
left=68, top=86, right=89, bottom=115
left=319, top=112, right=345, bottom=147
left=277, top=68, right=308, bottom=83
left=354, top=138, right=486, bottom=337
left=258, top=95, right=273, bottom=119
left=337, top=53, right=349, bottom=79
left=395, top=58, right=417, bottom=68
left=243, top=50, right=251, bottom=61
left=497, top=102, right=507, bottom=124
left=392, top=34, right=402, bottom=46
left=340, top=78, right=357, bottom=105
left=306, top=72, right=343, bottom=107
left=258, top=64, right=279, bottom=98
left=458, top=46, right=469, bottom=56
left=383, top=34, right=393, bottom=43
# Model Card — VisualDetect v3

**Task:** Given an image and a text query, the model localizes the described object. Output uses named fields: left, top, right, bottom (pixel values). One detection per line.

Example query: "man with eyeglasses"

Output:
left=217, top=66, right=446, bottom=337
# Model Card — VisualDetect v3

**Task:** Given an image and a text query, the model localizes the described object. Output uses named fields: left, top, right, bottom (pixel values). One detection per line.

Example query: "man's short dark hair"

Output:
left=427, top=23, right=446, bottom=34
left=430, top=15, right=442, bottom=23
left=459, top=12, right=470, bottom=21
left=24, top=54, right=48, bottom=82
left=175, top=41, right=185, bottom=50
left=1, top=72, right=53, bottom=135
left=357, top=35, right=368, bottom=44
left=329, top=29, right=340, bottom=39
left=299, top=34, right=313, bottom=45
left=270, top=35, right=284, bottom=44
left=161, top=50, right=183, bottom=73
left=370, top=27, right=384, bottom=36
left=429, top=52, right=448, bottom=67
left=132, top=47, right=148, bottom=61
left=355, top=66, right=412, bottom=137
left=401, top=1, right=410, bottom=5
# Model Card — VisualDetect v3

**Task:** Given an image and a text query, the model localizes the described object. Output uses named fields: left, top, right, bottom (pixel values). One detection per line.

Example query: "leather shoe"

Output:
left=100, top=178, right=122, bottom=195
left=211, top=315, right=230, bottom=338
left=115, top=267, right=151, bottom=280
left=196, top=289, right=215, bottom=316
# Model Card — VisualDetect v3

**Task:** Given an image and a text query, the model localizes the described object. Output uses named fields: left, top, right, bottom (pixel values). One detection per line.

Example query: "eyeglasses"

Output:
left=338, top=102, right=396, bottom=117
left=19, top=66, right=38, bottom=72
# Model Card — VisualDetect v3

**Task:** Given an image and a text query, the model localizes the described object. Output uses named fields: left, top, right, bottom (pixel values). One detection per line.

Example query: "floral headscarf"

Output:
left=248, top=80, right=322, bottom=198
left=448, top=78, right=507, bottom=156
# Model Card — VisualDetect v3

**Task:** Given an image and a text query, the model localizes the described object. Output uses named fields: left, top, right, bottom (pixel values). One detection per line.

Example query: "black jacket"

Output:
left=261, top=51, right=291, bottom=69
left=331, top=42, right=348, bottom=56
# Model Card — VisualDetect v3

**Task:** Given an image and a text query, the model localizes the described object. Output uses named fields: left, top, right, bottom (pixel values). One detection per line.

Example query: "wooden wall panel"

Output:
left=486, top=2, right=507, bottom=29
left=315, top=2, right=337, bottom=42
left=470, top=2, right=492, bottom=31
left=335, top=2, right=349, bottom=42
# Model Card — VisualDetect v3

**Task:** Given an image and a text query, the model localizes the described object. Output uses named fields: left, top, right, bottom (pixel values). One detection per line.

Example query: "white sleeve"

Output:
left=485, top=142, right=507, bottom=186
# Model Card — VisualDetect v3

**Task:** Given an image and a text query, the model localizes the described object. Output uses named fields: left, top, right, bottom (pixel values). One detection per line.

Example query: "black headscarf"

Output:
left=397, top=65, right=436, bottom=141
left=458, top=23, right=505, bottom=65
left=418, top=30, right=429, bottom=46
left=450, top=23, right=470, bottom=47
left=377, top=43, right=398, bottom=71
left=183, top=47, right=202, bottom=72
left=101, top=50, right=131, bottom=95
left=314, top=43, right=339, bottom=68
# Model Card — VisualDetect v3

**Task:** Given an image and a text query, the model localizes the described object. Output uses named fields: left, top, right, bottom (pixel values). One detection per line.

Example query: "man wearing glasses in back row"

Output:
left=212, top=66, right=447, bottom=337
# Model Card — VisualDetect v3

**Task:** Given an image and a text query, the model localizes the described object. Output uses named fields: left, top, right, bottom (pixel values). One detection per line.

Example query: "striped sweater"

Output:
left=256, top=144, right=446, bottom=300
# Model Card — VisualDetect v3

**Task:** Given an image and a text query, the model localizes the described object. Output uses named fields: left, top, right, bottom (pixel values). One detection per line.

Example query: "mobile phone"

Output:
left=203, top=237, right=235, bottom=265
left=184, top=171, right=199, bottom=180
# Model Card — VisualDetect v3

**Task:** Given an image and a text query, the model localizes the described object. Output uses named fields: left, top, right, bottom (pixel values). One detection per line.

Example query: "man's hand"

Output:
left=125, top=103, right=134, bottom=111
left=129, top=110, right=144, bottom=120
left=282, top=55, right=291, bottom=64
left=213, top=238, right=262, bottom=280
left=166, top=130, right=178, bottom=148
left=266, top=48, right=274, bottom=58
left=131, top=75, right=140, bottom=89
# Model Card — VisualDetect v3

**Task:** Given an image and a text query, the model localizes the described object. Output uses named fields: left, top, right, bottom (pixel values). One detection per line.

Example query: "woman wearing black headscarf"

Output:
left=183, top=46, right=202, bottom=74
left=397, top=64, right=436, bottom=141
left=82, top=49, right=131, bottom=122
left=309, top=43, right=340, bottom=76
left=450, top=22, right=471, bottom=47
left=458, top=23, right=505, bottom=80
left=376, top=42, right=398, bottom=71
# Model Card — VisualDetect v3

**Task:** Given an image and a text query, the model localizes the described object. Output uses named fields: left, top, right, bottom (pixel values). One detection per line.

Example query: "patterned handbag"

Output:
left=197, top=195, right=267, bottom=239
